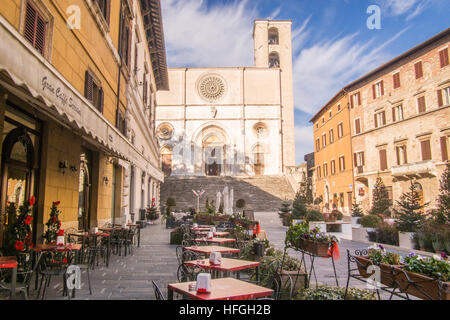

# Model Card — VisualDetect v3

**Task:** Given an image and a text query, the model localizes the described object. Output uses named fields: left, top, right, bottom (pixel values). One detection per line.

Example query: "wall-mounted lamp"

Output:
left=59, top=161, right=68, bottom=175
left=103, top=177, right=109, bottom=185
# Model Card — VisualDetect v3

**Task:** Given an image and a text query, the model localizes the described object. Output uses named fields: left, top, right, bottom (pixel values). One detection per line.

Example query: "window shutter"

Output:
left=382, top=111, right=386, bottom=125
left=392, top=107, right=396, bottom=122
left=84, top=71, right=93, bottom=102
left=418, top=96, right=426, bottom=113
left=421, top=140, right=431, bottom=161
left=396, top=147, right=400, bottom=165
left=437, top=90, right=443, bottom=107
left=354, top=153, right=357, bottom=168
left=441, top=136, right=448, bottom=161
left=105, top=0, right=111, bottom=25
left=362, top=152, right=365, bottom=166
left=355, top=119, right=360, bottom=134
left=98, top=88, right=104, bottom=113
left=380, top=80, right=384, bottom=96
left=415, top=62, right=423, bottom=79
left=350, top=96, right=354, bottom=108
left=24, top=3, right=37, bottom=45
left=35, top=15, right=46, bottom=55
left=393, top=73, right=400, bottom=89
left=357, top=92, right=361, bottom=105
left=372, top=85, right=376, bottom=99
left=127, top=27, right=132, bottom=68
left=374, top=114, right=378, bottom=128
left=440, top=49, right=449, bottom=68
left=379, top=149, right=387, bottom=171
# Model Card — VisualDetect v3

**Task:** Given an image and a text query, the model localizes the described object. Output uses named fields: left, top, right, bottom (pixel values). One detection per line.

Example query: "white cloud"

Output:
left=161, top=0, right=256, bottom=67
left=376, top=0, right=431, bottom=18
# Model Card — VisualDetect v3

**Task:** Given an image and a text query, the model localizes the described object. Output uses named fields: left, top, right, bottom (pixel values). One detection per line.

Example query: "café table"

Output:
left=167, top=277, right=273, bottom=300
left=194, top=237, right=236, bottom=246
left=0, top=256, right=17, bottom=300
left=184, top=258, right=260, bottom=281
left=195, top=231, right=230, bottom=237
left=183, top=245, right=240, bottom=257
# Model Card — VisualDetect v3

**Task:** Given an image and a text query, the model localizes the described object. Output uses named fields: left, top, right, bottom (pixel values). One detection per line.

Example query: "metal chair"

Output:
left=37, top=249, right=74, bottom=300
left=0, top=252, right=40, bottom=300
left=152, top=280, right=166, bottom=300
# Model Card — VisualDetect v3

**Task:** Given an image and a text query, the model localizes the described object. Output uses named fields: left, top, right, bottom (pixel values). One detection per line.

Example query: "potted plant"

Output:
left=286, top=222, right=338, bottom=257
left=354, top=244, right=403, bottom=287
left=397, top=253, right=450, bottom=300
left=278, top=202, right=293, bottom=227
left=294, top=285, right=376, bottom=300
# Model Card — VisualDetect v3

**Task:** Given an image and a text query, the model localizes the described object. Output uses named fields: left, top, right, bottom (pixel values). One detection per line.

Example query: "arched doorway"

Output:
left=203, top=135, right=224, bottom=176
left=161, top=146, right=173, bottom=177
left=2, top=127, right=34, bottom=216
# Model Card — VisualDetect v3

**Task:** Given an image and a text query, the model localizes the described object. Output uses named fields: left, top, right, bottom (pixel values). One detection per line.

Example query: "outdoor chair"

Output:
left=152, top=280, right=166, bottom=300
left=123, top=229, right=135, bottom=256
left=110, top=229, right=126, bottom=256
left=0, top=252, right=40, bottom=300
left=37, top=249, right=74, bottom=300
left=175, top=246, right=184, bottom=265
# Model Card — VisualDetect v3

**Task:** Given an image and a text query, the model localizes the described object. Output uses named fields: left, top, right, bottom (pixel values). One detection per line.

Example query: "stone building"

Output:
left=347, top=28, right=450, bottom=213
left=0, top=0, right=167, bottom=247
left=311, top=91, right=354, bottom=215
left=156, top=20, right=297, bottom=211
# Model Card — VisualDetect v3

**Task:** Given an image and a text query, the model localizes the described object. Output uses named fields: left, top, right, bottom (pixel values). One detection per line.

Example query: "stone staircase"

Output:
left=160, top=175, right=295, bottom=212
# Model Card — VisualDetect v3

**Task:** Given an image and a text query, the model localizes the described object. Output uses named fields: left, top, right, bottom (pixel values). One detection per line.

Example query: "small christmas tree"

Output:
left=351, top=200, right=364, bottom=217
left=278, top=201, right=292, bottom=226
left=369, top=177, right=391, bottom=215
left=43, top=201, right=62, bottom=244
left=146, top=198, right=159, bottom=224
left=3, top=197, right=35, bottom=258
left=394, top=182, right=428, bottom=232
left=435, top=162, right=450, bottom=224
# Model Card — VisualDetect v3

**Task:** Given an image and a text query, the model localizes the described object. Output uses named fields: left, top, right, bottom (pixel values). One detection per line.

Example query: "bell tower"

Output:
left=253, top=20, right=296, bottom=168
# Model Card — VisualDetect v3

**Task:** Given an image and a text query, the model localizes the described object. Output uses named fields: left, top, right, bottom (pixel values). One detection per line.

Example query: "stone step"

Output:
left=160, top=175, right=295, bottom=213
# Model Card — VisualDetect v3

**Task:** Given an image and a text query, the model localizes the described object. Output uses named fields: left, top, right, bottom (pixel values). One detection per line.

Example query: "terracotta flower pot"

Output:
left=354, top=256, right=403, bottom=287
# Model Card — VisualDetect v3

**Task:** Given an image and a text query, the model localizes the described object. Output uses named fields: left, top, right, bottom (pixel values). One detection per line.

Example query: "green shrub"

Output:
left=294, top=286, right=376, bottom=300
left=374, top=223, right=399, bottom=246
left=236, top=199, right=246, bottom=209
left=331, top=210, right=344, bottom=220
left=359, top=214, right=382, bottom=228
left=306, top=210, right=324, bottom=222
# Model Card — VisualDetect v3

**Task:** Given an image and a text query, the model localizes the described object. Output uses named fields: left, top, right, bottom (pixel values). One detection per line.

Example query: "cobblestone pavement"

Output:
left=2, top=213, right=418, bottom=300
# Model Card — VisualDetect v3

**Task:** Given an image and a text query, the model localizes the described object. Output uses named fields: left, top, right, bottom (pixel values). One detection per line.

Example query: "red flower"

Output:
left=25, top=216, right=33, bottom=225
left=53, top=201, right=60, bottom=206
left=14, top=241, right=24, bottom=251
left=57, top=229, right=64, bottom=236
left=29, top=196, right=36, bottom=206
left=62, top=258, right=68, bottom=263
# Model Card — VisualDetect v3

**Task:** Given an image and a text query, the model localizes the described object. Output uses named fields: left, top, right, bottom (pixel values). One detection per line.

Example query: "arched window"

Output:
left=269, top=52, right=280, bottom=68
left=268, top=28, right=279, bottom=45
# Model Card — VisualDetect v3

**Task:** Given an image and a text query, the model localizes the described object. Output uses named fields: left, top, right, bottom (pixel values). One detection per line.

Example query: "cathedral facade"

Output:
left=155, top=20, right=296, bottom=177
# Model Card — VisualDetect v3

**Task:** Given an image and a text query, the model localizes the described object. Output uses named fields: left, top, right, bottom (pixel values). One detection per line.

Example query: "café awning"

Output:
left=0, top=15, right=164, bottom=182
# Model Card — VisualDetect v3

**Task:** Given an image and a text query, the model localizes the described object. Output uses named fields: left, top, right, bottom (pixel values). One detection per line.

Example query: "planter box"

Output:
left=170, top=230, right=183, bottom=245
left=354, top=256, right=402, bottom=287
left=399, top=232, right=415, bottom=250
left=396, top=270, right=450, bottom=300
left=296, top=239, right=329, bottom=257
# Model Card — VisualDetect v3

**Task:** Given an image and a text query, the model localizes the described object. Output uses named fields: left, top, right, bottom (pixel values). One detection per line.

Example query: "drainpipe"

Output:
left=344, top=88, right=357, bottom=213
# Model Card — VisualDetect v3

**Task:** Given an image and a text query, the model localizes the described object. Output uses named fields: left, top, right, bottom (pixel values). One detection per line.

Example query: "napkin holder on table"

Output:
left=196, top=273, right=211, bottom=293
left=209, top=252, right=222, bottom=265
left=210, top=227, right=216, bottom=233
left=207, top=231, right=214, bottom=239
left=193, top=223, right=198, bottom=228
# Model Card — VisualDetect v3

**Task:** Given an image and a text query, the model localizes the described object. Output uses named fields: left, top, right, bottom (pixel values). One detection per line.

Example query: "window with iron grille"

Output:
left=24, top=1, right=47, bottom=56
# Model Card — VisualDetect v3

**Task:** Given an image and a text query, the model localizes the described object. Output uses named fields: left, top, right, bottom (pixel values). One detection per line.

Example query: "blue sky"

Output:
left=160, top=0, right=450, bottom=164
